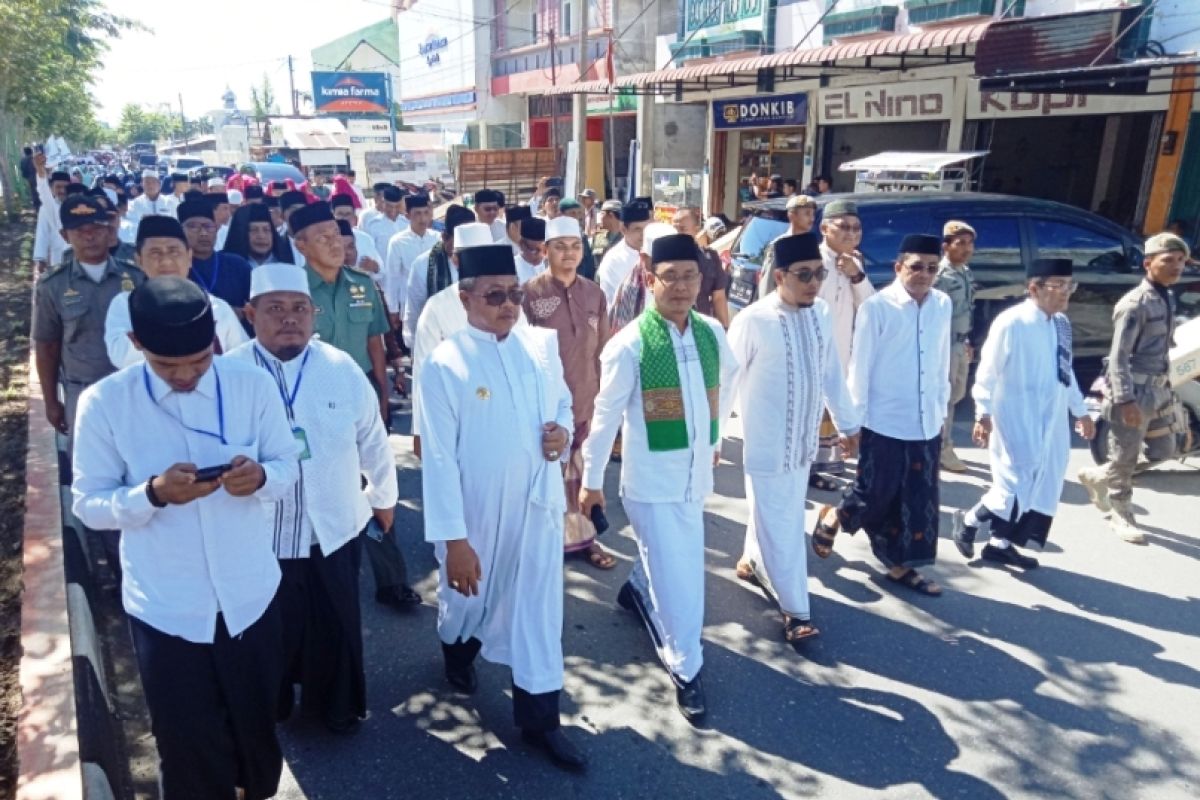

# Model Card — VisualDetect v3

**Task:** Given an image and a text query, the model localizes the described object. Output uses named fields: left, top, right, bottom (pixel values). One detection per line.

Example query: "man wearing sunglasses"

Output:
left=812, top=234, right=952, bottom=598
left=953, top=258, right=1095, bottom=569
left=810, top=199, right=875, bottom=492
left=580, top=233, right=739, bottom=723
left=418, top=242, right=587, bottom=772
left=727, top=232, right=860, bottom=643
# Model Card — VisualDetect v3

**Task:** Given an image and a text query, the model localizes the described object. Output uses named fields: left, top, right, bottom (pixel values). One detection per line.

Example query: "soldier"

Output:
left=1078, top=233, right=1187, bottom=544
left=33, top=195, right=146, bottom=448
left=590, top=200, right=624, bottom=261
left=934, top=220, right=978, bottom=472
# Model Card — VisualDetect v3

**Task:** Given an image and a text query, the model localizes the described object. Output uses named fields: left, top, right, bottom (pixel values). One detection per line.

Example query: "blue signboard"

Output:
left=713, top=93, right=808, bottom=130
left=311, top=72, right=390, bottom=115
left=399, top=90, right=477, bottom=114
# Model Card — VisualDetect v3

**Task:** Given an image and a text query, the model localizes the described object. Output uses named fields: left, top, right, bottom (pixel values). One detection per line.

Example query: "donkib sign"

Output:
left=312, top=72, right=389, bottom=115
left=713, top=93, right=808, bottom=130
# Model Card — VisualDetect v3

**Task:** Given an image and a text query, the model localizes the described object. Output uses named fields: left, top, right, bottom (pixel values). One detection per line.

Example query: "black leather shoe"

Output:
left=522, top=728, right=588, bottom=772
left=444, top=663, right=477, bottom=694
left=375, top=585, right=423, bottom=610
left=616, top=581, right=637, bottom=612
left=981, top=544, right=1039, bottom=570
left=951, top=510, right=976, bottom=559
left=675, top=674, right=706, bottom=724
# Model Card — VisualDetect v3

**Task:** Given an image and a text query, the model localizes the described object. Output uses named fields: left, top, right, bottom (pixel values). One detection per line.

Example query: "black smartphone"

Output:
left=194, top=464, right=232, bottom=482
left=590, top=504, right=609, bottom=536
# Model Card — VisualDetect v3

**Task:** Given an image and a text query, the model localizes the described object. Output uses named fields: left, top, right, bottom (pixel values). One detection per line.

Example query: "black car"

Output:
left=727, top=192, right=1200, bottom=368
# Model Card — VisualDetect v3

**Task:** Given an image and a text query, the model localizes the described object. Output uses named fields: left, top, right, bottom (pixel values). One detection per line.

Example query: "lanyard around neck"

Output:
left=191, top=253, right=221, bottom=293
left=142, top=364, right=226, bottom=444
left=254, top=345, right=310, bottom=415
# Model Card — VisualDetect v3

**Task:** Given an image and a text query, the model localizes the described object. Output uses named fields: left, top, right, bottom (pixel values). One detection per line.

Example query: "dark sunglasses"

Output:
left=473, top=287, right=525, bottom=307
left=784, top=266, right=829, bottom=283
left=906, top=263, right=940, bottom=274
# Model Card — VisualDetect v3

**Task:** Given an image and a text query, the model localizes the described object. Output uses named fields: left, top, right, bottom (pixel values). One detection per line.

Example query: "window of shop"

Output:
left=487, top=124, right=523, bottom=149
left=738, top=130, right=805, bottom=184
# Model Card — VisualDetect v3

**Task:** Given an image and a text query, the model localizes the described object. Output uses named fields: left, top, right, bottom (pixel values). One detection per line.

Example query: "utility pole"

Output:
left=549, top=30, right=558, bottom=169
left=571, top=0, right=588, bottom=195
left=178, top=92, right=189, bottom=154
left=287, top=55, right=298, bottom=115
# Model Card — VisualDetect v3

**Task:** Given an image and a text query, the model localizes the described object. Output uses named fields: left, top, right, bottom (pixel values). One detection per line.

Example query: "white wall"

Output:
left=774, top=0, right=827, bottom=50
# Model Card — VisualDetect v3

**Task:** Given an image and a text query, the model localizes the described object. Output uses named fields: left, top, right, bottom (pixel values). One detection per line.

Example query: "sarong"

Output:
left=838, top=427, right=940, bottom=568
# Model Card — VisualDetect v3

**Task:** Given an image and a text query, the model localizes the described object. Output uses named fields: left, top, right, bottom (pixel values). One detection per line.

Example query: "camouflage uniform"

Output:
left=934, top=257, right=976, bottom=462
left=1084, top=279, right=1179, bottom=520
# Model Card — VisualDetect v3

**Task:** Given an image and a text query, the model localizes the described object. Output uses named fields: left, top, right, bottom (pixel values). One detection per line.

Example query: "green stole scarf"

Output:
left=638, top=308, right=720, bottom=451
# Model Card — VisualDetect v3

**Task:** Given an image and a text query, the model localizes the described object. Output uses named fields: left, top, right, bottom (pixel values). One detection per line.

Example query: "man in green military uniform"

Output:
left=1079, top=232, right=1187, bottom=544
left=934, top=220, right=978, bottom=472
left=590, top=199, right=623, bottom=261
left=33, top=195, right=146, bottom=448
left=290, top=201, right=423, bottom=611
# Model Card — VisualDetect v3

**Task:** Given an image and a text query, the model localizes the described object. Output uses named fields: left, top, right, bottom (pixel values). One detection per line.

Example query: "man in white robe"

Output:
left=952, top=258, right=1095, bottom=569
left=403, top=205, right=477, bottom=348
left=810, top=199, right=875, bottom=486
left=581, top=233, right=738, bottom=724
left=362, top=186, right=409, bottom=272
left=515, top=216, right=548, bottom=284
left=419, top=242, right=586, bottom=771
left=471, top=189, right=506, bottom=241
left=127, top=170, right=174, bottom=227
left=728, top=233, right=860, bottom=642
left=106, top=217, right=247, bottom=368
left=595, top=198, right=651, bottom=305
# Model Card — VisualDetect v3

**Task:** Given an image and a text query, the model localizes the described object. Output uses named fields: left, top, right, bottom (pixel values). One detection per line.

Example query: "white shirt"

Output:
left=848, top=280, right=952, bottom=441
left=402, top=246, right=451, bottom=348
left=225, top=340, right=398, bottom=557
left=214, top=222, right=229, bottom=251
left=817, top=241, right=876, bottom=372
left=516, top=255, right=547, bottom=286
left=596, top=240, right=641, bottom=306
left=364, top=214, right=409, bottom=271
left=353, top=228, right=384, bottom=287
left=973, top=299, right=1088, bottom=517
left=490, top=218, right=507, bottom=242
left=118, top=217, right=137, bottom=245
left=582, top=313, right=739, bottom=503
left=358, top=207, right=382, bottom=229
left=105, top=289, right=247, bottom=369
left=384, top=227, right=439, bottom=313
left=33, top=203, right=67, bottom=265
left=127, top=193, right=175, bottom=227
left=71, top=358, right=301, bottom=642
left=728, top=295, right=861, bottom=475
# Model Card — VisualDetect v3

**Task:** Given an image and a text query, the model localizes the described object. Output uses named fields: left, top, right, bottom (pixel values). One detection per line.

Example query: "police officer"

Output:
left=935, top=220, right=978, bottom=472
left=33, top=195, right=146, bottom=447
left=1079, top=232, right=1187, bottom=544
left=290, top=201, right=423, bottom=611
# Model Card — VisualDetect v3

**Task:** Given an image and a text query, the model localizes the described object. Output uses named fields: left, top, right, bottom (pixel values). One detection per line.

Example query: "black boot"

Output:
left=981, top=543, right=1039, bottom=570
left=521, top=728, right=588, bottom=772
left=442, top=639, right=480, bottom=693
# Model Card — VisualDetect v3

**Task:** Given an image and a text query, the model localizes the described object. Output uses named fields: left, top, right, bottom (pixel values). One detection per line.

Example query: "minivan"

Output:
left=727, top=193, right=1200, bottom=368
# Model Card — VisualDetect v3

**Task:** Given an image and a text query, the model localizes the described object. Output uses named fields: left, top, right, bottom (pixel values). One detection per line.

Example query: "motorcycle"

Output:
left=1085, top=316, right=1200, bottom=466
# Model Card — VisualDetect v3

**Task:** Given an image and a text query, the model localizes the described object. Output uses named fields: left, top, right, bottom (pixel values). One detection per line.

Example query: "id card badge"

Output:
left=293, top=427, right=312, bottom=460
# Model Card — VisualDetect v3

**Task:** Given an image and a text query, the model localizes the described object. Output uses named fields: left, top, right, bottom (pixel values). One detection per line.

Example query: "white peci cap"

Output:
left=639, top=222, right=677, bottom=256
left=249, top=263, right=310, bottom=301
left=142, top=169, right=159, bottom=180
left=454, top=222, right=494, bottom=251
left=228, top=189, right=243, bottom=205
left=545, top=216, right=581, bottom=241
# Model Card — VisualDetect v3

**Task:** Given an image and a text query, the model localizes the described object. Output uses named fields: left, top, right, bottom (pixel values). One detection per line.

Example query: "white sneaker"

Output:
left=1077, top=468, right=1112, bottom=513
left=1109, top=516, right=1146, bottom=545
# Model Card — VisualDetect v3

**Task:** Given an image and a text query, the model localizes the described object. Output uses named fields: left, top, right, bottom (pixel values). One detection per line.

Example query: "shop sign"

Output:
left=586, top=92, right=638, bottom=115
left=818, top=78, right=954, bottom=125
left=311, top=71, right=389, bottom=115
left=400, top=90, right=477, bottom=114
left=683, top=0, right=768, bottom=35
left=966, top=84, right=1169, bottom=119
left=419, top=32, right=449, bottom=68
left=714, top=93, right=808, bottom=130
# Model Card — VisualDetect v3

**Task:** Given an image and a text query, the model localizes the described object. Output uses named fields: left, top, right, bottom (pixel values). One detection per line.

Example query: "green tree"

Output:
left=249, top=73, right=277, bottom=144
left=114, top=103, right=176, bottom=146
left=0, top=0, right=137, bottom=216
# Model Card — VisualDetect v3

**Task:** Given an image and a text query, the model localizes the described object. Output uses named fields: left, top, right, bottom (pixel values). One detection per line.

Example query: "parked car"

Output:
left=726, top=192, right=1200, bottom=376
left=244, top=161, right=307, bottom=187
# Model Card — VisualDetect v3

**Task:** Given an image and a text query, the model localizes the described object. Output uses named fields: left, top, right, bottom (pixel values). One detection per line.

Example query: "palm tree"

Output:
left=249, top=74, right=277, bottom=144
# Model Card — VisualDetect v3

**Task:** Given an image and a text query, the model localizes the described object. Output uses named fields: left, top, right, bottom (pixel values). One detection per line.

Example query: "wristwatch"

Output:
left=145, top=476, right=167, bottom=508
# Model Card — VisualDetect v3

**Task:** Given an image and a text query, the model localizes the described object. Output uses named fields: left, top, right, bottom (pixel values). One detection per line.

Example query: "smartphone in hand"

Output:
left=194, top=464, right=233, bottom=482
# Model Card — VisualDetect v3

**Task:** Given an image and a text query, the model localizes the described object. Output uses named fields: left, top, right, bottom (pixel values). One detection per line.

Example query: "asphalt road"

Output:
left=274, top=408, right=1200, bottom=800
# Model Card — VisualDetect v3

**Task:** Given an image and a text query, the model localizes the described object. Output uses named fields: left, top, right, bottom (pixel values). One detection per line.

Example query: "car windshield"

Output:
left=737, top=216, right=789, bottom=265
left=253, top=163, right=306, bottom=184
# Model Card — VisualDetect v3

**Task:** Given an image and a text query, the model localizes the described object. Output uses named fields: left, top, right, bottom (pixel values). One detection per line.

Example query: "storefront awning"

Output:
left=977, top=54, right=1200, bottom=97
left=540, top=22, right=989, bottom=97
left=837, top=151, right=990, bottom=173
left=269, top=117, right=349, bottom=150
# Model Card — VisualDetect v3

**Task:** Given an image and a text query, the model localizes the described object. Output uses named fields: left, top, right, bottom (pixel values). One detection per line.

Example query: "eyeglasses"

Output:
left=905, top=263, right=940, bottom=274
left=472, top=287, right=525, bottom=306
left=829, top=221, right=862, bottom=233
left=1041, top=280, right=1079, bottom=294
left=654, top=271, right=702, bottom=286
left=784, top=266, right=829, bottom=283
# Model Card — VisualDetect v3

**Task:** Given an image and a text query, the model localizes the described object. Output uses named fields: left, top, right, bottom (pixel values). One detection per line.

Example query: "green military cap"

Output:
left=822, top=199, right=858, bottom=219
left=1144, top=232, right=1189, bottom=255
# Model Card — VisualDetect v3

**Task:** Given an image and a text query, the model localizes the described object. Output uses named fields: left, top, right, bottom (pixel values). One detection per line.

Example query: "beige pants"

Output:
left=942, top=340, right=970, bottom=450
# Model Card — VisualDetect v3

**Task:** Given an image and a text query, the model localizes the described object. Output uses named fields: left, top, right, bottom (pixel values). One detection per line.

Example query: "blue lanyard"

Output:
left=191, top=253, right=221, bottom=294
left=142, top=364, right=227, bottom=444
left=254, top=346, right=309, bottom=415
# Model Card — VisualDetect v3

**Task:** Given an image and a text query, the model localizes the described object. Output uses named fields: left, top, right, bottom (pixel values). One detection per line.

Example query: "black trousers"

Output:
left=362, top=526, right=410, bottom=592
left=442, top=638, right=560, bottom=733
left=129, top=597, right=284, bottom=800
left=277, top=538, right=365, bottom=726
left=988, top=503, right=1055, bottom=548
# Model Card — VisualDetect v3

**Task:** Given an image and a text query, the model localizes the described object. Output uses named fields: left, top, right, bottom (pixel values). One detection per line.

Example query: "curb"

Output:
left=17, top=350, right=81, bottom=799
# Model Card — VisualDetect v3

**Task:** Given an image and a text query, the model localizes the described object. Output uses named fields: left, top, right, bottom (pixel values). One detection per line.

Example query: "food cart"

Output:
left=651, top=169, right=703, bottom=223
left=838, top=151, right=989, bottom=193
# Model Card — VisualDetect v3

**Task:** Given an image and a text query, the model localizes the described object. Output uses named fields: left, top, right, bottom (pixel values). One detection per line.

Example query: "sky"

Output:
left=92, top=0, right=393, bottom=126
